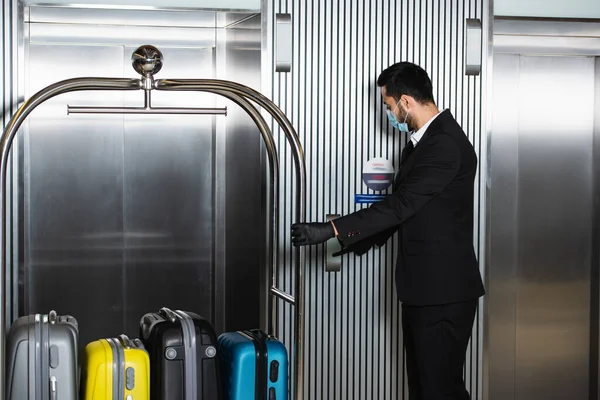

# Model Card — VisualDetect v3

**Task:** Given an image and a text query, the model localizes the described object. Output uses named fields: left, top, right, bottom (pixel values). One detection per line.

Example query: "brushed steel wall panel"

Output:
left=515, top=55, right=593, bottom=400
left=24, top=44, right=126, bottom=352
left=488, top=53, right=519, bottom=400
left=219, top=16, right=264, bottom=333
left=263, top=0, right=488, bottom=398
left=593, top=56, right=600, bottom=400
left=120, top=46, right=219, bottom=337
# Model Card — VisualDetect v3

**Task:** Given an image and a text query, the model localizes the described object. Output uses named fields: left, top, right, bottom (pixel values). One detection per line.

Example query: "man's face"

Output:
left=381, top=86, right=398, bottom=113
left=381, top=86, right=411, bottom=128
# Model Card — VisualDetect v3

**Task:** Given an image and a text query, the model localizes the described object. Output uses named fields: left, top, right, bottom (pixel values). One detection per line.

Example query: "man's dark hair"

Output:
left=377, top=62, right=435, bottom=104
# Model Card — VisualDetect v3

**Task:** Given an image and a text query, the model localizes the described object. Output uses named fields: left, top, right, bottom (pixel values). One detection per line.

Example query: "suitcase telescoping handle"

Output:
left=48, top=310, right=57, bottom=324
left=117, top=333, right=145, bottom=350
left=140, top=308, right=178, bottom=339
left=159, top=307, right=178, bottom=323
left=117, top=334, right=134, bottom=349
left=46, top=310, right=78, bottom=328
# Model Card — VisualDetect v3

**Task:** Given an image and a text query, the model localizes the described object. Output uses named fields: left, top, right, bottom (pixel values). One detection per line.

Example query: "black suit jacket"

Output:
left=334, top=110, right=485, bottom=306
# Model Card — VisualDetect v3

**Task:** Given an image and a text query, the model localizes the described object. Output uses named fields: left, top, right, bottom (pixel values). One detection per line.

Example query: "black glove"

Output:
left=291, top=222, right=335, bottom=246
left=332, top=240, right=372, bottom=257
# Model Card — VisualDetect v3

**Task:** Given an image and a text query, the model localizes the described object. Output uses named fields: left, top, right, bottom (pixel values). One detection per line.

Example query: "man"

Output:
left=291, top=62, right=485, bottom=400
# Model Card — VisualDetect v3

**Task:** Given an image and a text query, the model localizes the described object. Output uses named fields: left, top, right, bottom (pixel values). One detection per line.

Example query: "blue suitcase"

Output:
left=218, top=330, right=288, bottom=400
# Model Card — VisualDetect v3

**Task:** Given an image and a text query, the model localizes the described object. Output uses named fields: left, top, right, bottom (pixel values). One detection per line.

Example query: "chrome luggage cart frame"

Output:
left=0, top=45, right=307, bottom=400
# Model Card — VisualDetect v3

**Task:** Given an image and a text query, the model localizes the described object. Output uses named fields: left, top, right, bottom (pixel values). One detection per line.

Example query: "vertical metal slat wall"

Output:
left=1, top=3, right=18, bottom=130
left=1, top=0, right=20, bottom=134
left=262, top=0, right=488, bottom=398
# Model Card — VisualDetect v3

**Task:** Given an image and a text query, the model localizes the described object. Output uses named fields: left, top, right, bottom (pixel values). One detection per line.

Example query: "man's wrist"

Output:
left=330, top=220, right=339, bottom=237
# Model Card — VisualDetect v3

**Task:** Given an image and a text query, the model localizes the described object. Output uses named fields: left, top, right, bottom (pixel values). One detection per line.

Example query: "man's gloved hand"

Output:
left=291, top=222, right=335, bottom=246
left=332, top=240, right=372, bottom=257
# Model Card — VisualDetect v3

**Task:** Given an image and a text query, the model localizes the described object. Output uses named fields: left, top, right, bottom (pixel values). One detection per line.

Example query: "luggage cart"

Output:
left=0, top=45, right=307, bottom=400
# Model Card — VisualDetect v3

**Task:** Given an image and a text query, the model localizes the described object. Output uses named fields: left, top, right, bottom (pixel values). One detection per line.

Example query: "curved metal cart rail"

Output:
left=0, top=46, right=307, bottom=400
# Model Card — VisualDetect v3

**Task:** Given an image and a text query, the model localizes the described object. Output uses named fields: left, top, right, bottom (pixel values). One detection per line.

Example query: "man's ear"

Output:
left=401, top=94, right=415, bottom=111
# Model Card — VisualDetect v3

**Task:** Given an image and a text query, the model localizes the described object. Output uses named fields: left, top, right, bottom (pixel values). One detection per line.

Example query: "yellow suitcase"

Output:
left=82, top=334, right=150, bottom=400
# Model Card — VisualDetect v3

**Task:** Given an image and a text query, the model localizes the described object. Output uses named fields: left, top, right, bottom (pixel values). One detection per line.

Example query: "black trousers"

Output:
left=402, top=299, right=478, bottom=400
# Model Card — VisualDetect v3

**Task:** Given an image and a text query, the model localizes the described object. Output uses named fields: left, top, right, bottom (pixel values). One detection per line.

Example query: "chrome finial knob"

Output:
left=131, top=45, right=163, bottom=77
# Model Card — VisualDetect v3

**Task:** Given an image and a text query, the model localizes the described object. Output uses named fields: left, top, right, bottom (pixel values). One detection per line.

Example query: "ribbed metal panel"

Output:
left=1, top=1, right=17, bottom=130
left=263, top=0, right=488, bottom=398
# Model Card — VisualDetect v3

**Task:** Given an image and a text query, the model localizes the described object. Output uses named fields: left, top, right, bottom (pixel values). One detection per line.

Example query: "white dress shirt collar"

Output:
left=410, top=111, right=441, bottom=146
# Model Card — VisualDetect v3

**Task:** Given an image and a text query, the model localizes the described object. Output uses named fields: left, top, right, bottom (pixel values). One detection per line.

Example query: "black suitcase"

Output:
left=140, top=307, right=222, bottom=400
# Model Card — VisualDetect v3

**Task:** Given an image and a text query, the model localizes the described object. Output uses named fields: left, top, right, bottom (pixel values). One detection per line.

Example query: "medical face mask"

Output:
left=386, top=100, right=410, bottom=133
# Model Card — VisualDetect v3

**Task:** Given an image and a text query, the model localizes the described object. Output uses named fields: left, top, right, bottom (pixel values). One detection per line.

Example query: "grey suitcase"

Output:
left=6, top=310, right=79, bottom=400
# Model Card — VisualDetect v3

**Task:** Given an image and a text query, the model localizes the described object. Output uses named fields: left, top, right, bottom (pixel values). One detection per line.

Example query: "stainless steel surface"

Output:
left=19, top=41, right=223, bottom=352
left=494, top=19, right=600, bottom=56
left=494, top=17, right=600, bottom=37
left=1, top=75, right=304, bottom=400
left=153, top=78, right=307, bottom=400
left=2, top=0, right=23, bottom=334
left=67, top=106, right=228, bottom=114
left=495, top=35, right=600, bottom=56
left=274, top=13, right=292, bottom=73
left=466, top=19, right=483, bottom=75
left=594, top=56, right=600, bottom=400
left=213, top=15, right=276, bottom=338
left=120, top=46, right=222, bottom=340
left=23, top=0, right=261, bottom=11
left=481, top=0, right=493, bottom=398
left=489, top=18, right=599, bottom=400
left=29, top=22, right=219, bottom=48
left=28, top=6, right=220, bottom=28
left=206, top=88, right=278, bottom=333
left=487, top=53, right=519, bottom=400
left=0, top=2, right=495, bottom=399
left=1, top=6, right=280, bottom=398
left=23, top=6, right=257, bottom=49
left=216, top=11, right=261, bottom=28
left=1, top=76, right=141, bottom=399
left=262, top=1, right=489, bottom=398
left=1, top=30, right=304, bottom=400
left=131, top=45, right=164, bottom=77
left=270, top=287, right=295, bottom=305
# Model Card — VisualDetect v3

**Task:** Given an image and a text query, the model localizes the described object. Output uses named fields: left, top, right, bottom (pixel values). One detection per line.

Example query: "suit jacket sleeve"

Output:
left=333, top=132, right=460, bottom=247
left=341, top=226, right=397, bottom=254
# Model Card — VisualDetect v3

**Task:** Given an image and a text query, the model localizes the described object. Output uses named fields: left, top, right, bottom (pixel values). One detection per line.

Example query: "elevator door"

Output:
left=15, top=6, right=264, bottom=354
left=24, top=43, right=219, bottom=346
left=489, top=52, right=599, bottom=399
